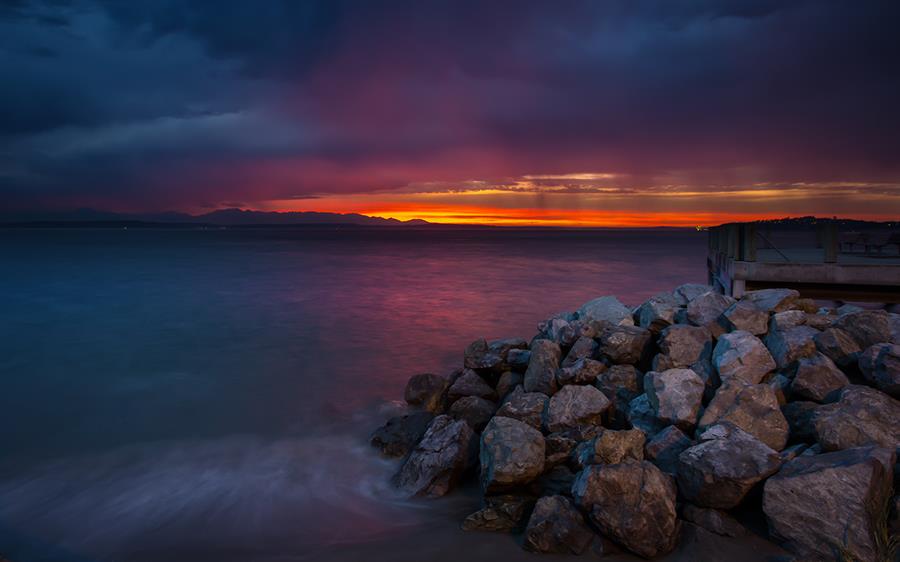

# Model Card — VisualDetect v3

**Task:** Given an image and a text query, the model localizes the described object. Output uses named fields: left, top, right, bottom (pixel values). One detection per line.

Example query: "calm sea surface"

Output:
left=0, top=227, right=764, bottom=561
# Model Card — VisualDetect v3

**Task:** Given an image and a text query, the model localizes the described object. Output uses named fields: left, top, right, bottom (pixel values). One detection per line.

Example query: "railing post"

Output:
left=741, top=223, right=757, bottom=262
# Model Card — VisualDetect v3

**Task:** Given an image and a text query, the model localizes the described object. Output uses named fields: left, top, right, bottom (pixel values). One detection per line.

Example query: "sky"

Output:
left=1, top=0, right=899, bottom=226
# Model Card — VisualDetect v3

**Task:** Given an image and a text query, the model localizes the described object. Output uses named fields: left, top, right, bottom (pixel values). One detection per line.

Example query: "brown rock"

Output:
left=596, top=324, right=652, bottom=365
left=644, top=425, right=693, bottom=475
left=404, top=373, right=448, bottom=413
left=697, top=381, right=789, bottom=451
left=495, top=386, right=547, bottom=430
left=523, top=339, right=562, bottom=396
left=713, top=330, right=776, bottom=384
left=543, top=384, right=610, bottom=433
left=557, top=357, right=606, bottom=386
left=644, top=368, right=705, bottom=431
left=480, top=416, right=545, bottom=493
left=814, top=327, right=861, bottom=368
left=858, top=343, right=900, bottom=398
left=790, top=352, right=849, bottom=402
left=766, top=325, right=818, bottom=370
left=720, top=300, right=769, bottom=335
left=811, top=385, right=900, bottom=451
left=462, top=494, right=534, bottom=532
left=523, top=495, right=594, bottom=554
left=395, top=415, right=476, bottom=497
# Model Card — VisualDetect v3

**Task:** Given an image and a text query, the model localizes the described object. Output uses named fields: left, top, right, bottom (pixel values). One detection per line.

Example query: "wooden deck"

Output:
left=708, top=222, right=900, bottom=302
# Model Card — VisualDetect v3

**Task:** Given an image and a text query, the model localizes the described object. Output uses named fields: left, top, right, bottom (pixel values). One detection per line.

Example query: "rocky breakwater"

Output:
left=370, top=285, right=900, bottom=560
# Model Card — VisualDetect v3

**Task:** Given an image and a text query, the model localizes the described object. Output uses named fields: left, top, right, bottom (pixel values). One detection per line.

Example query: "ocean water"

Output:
left=0, top=227, right=778, bottom=561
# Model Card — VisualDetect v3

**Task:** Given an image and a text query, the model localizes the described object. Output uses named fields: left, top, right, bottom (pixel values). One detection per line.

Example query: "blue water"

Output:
left=0, top=227, right=711, bottom=561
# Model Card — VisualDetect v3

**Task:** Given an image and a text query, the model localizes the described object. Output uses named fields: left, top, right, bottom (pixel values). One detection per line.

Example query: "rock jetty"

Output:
left=371, top=285, right=900, bottom=560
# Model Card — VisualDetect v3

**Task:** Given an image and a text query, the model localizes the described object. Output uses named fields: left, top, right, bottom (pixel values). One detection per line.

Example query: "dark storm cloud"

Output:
left=1, top=0, right=899, bottom=212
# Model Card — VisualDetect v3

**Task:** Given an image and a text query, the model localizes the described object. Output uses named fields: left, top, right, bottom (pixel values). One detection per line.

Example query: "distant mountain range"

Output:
left=0, top=208, right=431, bottom=227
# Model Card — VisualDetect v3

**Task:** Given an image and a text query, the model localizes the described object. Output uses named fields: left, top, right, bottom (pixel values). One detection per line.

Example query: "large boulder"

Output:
left=543, top=384, right=610, bottom=433
left=523, top=495, right=594, bottom=554
left=576, top=428, right=645, bottom=466
left=741, top=288, right=799, bottom=313
left=596, top=324, right=652, bottom=365
left=697, top=381, right=789, bottom=451
left=686, top=291, right=735, bottom=335
left=462, top=494, right=534, bottom=532
left=719, top=300, right=769, bottom=335
left=814, top=327, right=861, bottom=368
left=644, top=425, right=693, bottom=475
left=763, top=446, right=896, bottom=561
left=627, top=393, right=666, bottom=437
left=769, top=310, right=807, bottom=332
left=495, top=371, right=522, bottom=399
left=765, top=325, right=818, bottom=370
left=480, top=416, right=545, bottom=493
left=449, top=396, right=497, bottom=431
left=370, top=411, right=435, bottom=457
left=464, top=337, right=528, bottom=373
left=713, top=330, right=776, bottom=384
left=652, top=324, right=712, bottom=370
left=644, top=368, right=705, bottom=431
left=572, top=461, right=679, bottom=558
left=811, top=385, right=900, bottom=451
left=523, top=339, right=562, bottom=396
left=404, top=373, right=448, bottom=413
left=560, top=336, right=598, bottom=368
left=677, top=423, right=783, bottom=509
left=595, top=364, right=643, bottom=428
left=636, top=292, right=679, bottom=333
left=790, top=352, right=849, bottom=402
left=674, top=283, right=713, bottom=306
left=834, top=309, right=892, bottom=349
left=578, top=295, right=634, bottom=326
left=395, top=415, right=476, bottom=497
left=495, top=386, right=547, bottom=430
left=447, top=369, right=497, bottom=402
left=557, top=357, right=606, bottom=386
left=858, top=343, right=900, bottom=398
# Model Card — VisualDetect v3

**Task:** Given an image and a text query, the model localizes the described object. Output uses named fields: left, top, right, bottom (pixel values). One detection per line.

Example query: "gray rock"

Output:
left=448, top=369, right=497, bottom=402
left=838, top=303, right=865, bottom=315
left=577, top=295, right=634, bottom=326
left=395, top=415, right=476, bottom=497
left=462, top=494, right=534, bottom=532
left=523, top=339, right=562, bottom=396
left=404, top=373, right=448, bottom=413
left=523, top=495, right=594, bottom=554
left=742, top=288, right=800, bottom=313
left=480, top=416, right=545, bottom=493
left=779, top=442, right=808, bottom=462
left=769, top=310, right=807, bottom=332
left=576, top=428, right=645, bottom=466
left=713, top=330, right=776, bottom=384
left=674, top=283, right=713, bottom=306
left=370, top=411, right=435, bottom=457
left=781, top=401, right=819, bottom=443
left=790, top=352, right=849, bottom=402
left=449, top=396, right=497, bottom=431
left=812, top=385, right=900, bottom=451
left=766, top=325, right=818, bottom=370
left=596, top=324, right=652, bottom=365
left=804, top=313, right=832, bottom=331
left=595, top=364, right=644, bottom=428
left=637, top=292, right=679, bottom=332
left=507, top=348, right=531, bottom=371
left=720, top=300, right=769, bottom=335
left=464, top=337, right=528, bottom=373
left=763, top=446, right=896, bottom=561
left=681, top=503, right=747, bottom=537
left=697, top=381, right=789, bottom=451
left=544, top=426, right=602, bottom=467
left=556, top=357, right=606, bottom=386
left=537, top=315, right=581, bottom=347
left=644, top=425, right=693, bottom=475
left=495, top=386, right=547, bottom=430
left=858, top=343, right=900, bottom=398
left=653, top=324, right=712, bottom=370
left=768, top=373, right=792, bottom=405
left=572, top=461, right=680, bottom=558
left=495, top=371, right=522, bottom=399
left=814, top=327, right=861, bottom=368
left=677, top=422, right=783, bottom=509
left=834, top=309, right=892, bottom=349
left=627, top=393, right=666, bottom=437
left=560, top=336, right=598, bottom=368
left=687, top=292, right=737, bottom=337
left=543, top=384, right=610, bottom=433
left=644, top=368, right=705, bottom=431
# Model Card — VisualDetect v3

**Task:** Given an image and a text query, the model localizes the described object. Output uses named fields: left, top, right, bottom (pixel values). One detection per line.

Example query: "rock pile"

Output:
left=371, top=285, right=900, bottom=560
